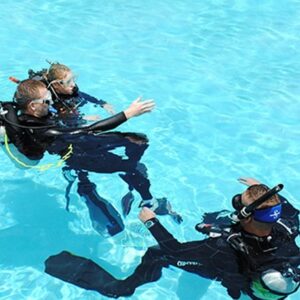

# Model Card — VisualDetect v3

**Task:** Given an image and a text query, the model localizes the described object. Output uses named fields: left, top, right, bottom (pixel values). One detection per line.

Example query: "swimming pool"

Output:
left=1, top=0, right=300, bottom=299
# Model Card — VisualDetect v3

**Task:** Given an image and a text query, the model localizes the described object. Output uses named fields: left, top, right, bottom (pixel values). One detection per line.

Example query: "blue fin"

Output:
left=140, top=198, right=183, bottom=224
left=62, top=167, right=77, bottom=211
left=155, top=198, right=183, bottom=224
left=121, top=191, right=135, bottom=217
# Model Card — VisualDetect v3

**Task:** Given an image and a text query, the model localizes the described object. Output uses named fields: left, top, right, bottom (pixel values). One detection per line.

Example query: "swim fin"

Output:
left=139, top=198, right=183, bottom=224
left=44, top=251, right=122, bottom=298
left=121, top=191, right=135, bottom=217
left=77, top=172, right=124, bottom=237
left=62, top=167, right=77, bottom=211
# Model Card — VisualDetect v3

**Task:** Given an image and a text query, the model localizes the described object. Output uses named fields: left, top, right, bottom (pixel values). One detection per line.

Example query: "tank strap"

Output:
left=226, top=232, right=250, bottom=255
left=4, top=133, right=73, bottom=171
left=276, top=218, right=294, bottom=236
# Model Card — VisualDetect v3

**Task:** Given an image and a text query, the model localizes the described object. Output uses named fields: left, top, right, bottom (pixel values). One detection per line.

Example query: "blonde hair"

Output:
left=47, top=63, right=71, bottom=82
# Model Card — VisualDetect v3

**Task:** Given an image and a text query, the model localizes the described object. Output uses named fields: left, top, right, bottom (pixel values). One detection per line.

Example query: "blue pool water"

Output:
left=1, top=0, right=300, bottom=299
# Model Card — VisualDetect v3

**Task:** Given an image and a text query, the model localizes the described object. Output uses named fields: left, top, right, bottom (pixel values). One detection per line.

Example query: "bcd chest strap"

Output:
left=196, top=216, right=295, bottom=256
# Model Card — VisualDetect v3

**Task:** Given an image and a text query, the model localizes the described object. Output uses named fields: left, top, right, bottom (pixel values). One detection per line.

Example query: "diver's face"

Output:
left=52, top=71, right=76, bottom=95
left=29, top=88, right=52, bottom=117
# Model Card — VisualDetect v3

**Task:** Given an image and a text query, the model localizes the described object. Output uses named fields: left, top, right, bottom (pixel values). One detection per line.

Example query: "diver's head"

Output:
left=15, top=79, right=53, bottom=118
left=232, top=184, right=282, bottom=236
left=47, top=63, right=77, bottom=95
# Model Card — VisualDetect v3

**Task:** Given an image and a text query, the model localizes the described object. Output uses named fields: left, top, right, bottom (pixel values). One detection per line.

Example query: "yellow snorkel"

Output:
left=3, top=133, right=73, bottom=171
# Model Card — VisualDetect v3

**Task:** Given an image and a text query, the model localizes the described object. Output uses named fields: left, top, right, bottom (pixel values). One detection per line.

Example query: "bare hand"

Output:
left=83, top=115, right=101, bottom=121
left=238, top=177, right=261, bottom=187
left=124, top=96, right=155, bottom=119
left=102, top=103, right=116, bottom=115
left=139, top=207, right=156, bottom=223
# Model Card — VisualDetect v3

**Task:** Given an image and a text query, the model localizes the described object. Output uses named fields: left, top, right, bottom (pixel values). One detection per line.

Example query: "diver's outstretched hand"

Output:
left=139, top=207, right=156, bottom=223
left=124, top=97, right=155, bottom=119
left=238, top=177, right=261, bottom=187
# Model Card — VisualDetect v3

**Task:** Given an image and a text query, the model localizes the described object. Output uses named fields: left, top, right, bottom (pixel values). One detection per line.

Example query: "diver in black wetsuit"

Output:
left=1, top=79, right=181, bottom=236
left=1, top=79, right=155, bottom=235
left=45, top=178, right=300, bottom=299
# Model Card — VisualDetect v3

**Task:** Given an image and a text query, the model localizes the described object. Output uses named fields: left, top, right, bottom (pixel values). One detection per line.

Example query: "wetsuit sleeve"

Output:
left=145, top=218, right=183, bottom=252
left=44, top=112, right=127, bottom=136
left=279, top=195, right=299, bottom=230
left=79, top=91, right=107, bottom=107
left=87, top=112, right=126, bottom=131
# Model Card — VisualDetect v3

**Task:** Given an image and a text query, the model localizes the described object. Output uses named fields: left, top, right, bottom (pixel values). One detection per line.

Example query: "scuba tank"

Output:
left=251, top=266, right=300, bottom=299
left=0, top=125, right=5, bottom=143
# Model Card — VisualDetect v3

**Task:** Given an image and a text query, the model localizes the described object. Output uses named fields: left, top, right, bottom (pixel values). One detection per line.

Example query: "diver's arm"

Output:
left=238, top=177, right=261, bottom=186
left=79, top=92, right=115, bottom=115
left=221, top=270, right=245, bottom=299
left=44, top=97, right=154, bottom=136
left=145, top=218, right=183, bottom=252
left=217, top=251, right=246, bottom=299
left=43, top=112, right=127, bottom=136
left=139, top=208, right=181, bottom=252
left=87, top=112, right=126, bottom=131
left=78, top=91, right=107, bottom=106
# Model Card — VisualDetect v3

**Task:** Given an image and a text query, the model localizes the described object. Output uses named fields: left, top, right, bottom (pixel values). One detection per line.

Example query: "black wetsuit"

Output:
left=45, top=195, right=300, bottom=299
left=14, top=112, right=153, bottom=202
left=0, top=104, right=155, bottom=235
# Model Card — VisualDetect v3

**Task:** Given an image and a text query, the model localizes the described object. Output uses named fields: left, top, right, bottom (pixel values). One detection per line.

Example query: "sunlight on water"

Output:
left=1, top=0, right=300, bottom=299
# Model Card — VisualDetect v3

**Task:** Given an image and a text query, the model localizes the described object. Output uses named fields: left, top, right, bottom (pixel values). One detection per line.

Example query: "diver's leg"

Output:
left=75, top=151, right=154, bottom=201
left=124, top=246, right=167, bottom=284
left=101, top=246, right=168, bottom=296
left=121, top=132, right=149, bottom=162
left=45, top=247, right=168, bottom=298
left=77, top=171, right=124, bottom=237
left=119, top=170, right=153, bottom=200
left=86, top=132, right=149, bottom=163
left=114, top=133, right=151, bottom=198
left=67, top=140, right=155, bottom=213
left=45, top=251, right=116, bottom=293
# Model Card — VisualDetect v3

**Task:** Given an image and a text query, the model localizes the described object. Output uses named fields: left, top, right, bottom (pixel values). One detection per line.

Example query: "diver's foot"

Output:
left=121, top=191, right=135, bottom=217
